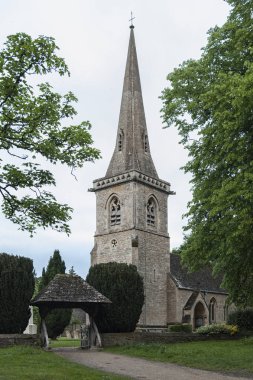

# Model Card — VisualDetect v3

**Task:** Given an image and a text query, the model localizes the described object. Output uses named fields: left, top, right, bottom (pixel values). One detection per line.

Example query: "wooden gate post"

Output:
left=41, top=318, right=49, bottom=349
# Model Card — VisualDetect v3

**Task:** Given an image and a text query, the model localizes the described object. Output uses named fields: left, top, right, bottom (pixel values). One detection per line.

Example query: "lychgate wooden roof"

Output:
left=31, top=274, right=110, bottom=348
left=31, top=274, right=111, bottom=308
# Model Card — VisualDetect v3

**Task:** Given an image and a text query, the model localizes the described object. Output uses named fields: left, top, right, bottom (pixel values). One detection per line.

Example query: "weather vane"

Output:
left=129, top=11, right=135, bottom=28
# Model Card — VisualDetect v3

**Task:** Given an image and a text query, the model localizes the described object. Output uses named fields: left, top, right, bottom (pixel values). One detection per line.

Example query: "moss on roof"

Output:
left=31, top=274, right=111, bottom=306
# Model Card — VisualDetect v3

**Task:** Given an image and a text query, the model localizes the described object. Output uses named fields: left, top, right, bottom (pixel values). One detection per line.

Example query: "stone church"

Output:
left=90, top=25, right=230, bottom=329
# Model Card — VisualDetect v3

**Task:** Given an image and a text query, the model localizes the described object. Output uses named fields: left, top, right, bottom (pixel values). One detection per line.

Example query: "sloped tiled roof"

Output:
left=170, top=254, right=227, bottom=294
left=183, top=291, right=199, bottom=310
left=31, top=274, right=111, bottom=306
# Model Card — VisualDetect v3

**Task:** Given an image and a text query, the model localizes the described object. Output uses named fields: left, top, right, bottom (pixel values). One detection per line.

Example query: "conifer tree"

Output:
left=0, top=253, right=34, bottom=333
left=86, top=262, right=144, bottom=332
left=39, top=250, right=71, bottom=339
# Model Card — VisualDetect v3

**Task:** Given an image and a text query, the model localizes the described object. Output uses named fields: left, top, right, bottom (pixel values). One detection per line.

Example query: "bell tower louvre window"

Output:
left=110, top=197, right=121, bottom=226
left=147, top=197, right=156, bottom=227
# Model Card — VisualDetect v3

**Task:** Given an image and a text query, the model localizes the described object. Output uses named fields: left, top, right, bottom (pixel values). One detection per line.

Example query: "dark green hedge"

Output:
left=86, top=262, right=144, bottom=333
left=228, top=308, right=253, bottom=330
left=0, top=253, right=34, bottom=333
left=168, top=324, right=192, bottom=333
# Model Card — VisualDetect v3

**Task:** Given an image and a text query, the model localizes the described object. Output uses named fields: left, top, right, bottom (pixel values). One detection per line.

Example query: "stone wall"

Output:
left=0, top=334, right=40, bottom=348
left=167, top=278, right=231, bottom=327
left=92, top=177, right=170, bottom=327
left=101, top=331, right=241, bottom=347
left=167, top=276, right=177, bottom=323
left=137, top=229, right=169, bottom=326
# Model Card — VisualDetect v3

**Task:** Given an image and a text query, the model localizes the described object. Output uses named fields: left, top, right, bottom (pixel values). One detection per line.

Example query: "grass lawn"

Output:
left=50, top=337, right=80, bottom=348
left=0, top=346, right=129, bottom=380
left=105, top=338, right=253, bottom=376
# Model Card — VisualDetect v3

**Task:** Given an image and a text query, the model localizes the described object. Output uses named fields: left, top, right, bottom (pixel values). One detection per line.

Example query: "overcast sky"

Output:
left=0, top=0, right=230, bottom=278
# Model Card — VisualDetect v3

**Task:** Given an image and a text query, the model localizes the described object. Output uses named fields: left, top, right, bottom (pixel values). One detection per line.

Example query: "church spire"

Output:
left=105, top=27, right=158, bottom=179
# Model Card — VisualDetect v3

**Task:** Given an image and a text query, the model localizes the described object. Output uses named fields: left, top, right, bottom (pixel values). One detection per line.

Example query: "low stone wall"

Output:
left=0, top=334, right=40, bottom=348
left=101, top=331, right=242, bottom=347
left=101, top=332, right=136, bottom=347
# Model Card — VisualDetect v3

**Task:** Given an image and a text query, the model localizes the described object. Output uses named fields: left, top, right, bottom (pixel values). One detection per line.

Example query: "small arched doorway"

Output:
left=194, top=301, right=206, bottom=329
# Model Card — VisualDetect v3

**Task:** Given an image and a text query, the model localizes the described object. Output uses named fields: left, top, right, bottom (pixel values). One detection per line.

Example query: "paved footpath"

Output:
left=53, top=347, right=250, bottom=380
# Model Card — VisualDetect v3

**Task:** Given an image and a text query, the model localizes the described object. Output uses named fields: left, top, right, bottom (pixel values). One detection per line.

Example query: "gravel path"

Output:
left=53, top=347, right=249, bottom=380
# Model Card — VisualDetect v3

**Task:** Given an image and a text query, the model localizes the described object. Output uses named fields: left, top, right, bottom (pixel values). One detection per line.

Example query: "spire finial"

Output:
left=129, top=11, right=135, bottom=29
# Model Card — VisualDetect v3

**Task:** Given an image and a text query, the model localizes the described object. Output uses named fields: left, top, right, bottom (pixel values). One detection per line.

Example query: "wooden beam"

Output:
left=92, top=318, right=102, bottom=347
left=41, top=318, right=49, bottom=349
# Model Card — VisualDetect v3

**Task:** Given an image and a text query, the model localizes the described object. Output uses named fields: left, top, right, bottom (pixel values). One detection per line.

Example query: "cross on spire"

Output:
left=129, top=11, right=135, bottom=28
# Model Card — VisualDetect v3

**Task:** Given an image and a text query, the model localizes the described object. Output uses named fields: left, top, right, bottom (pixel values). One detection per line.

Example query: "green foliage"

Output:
left=228, top=308, right=253, bottom=330
left=161, top=1, right=253, bottom=306
left=38, top=250, right=66, bottom=293
left=0, top=33, right=100, bottom=235
left=39, top=250, right=71, bottom=339
left=45, top=308, right=72, bottom=340
left=0, top=252, right=34, bottom=333
left=168, top=324, right=192, bottom=333
left=196, top=323, right=239, bottom=336
left=86, top=262, right=144, bottom=333
left=171, top=246, right=183, bottom=255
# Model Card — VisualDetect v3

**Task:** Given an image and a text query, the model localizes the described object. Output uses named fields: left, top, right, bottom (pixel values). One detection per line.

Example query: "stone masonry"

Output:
left=90, top=25, right=229, bottom=329
left=90, top=26, right=174, bottom=327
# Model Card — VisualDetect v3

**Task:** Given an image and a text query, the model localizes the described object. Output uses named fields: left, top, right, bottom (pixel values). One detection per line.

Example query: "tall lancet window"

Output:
left=209, top=298, right=216, bottom=324
left=110, top=196, right=121, bottom=226
left=147, top=197, right=156, bottom=227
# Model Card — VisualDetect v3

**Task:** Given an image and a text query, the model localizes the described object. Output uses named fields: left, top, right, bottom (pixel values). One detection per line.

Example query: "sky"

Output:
left=0, top=0, right=231, bottom=278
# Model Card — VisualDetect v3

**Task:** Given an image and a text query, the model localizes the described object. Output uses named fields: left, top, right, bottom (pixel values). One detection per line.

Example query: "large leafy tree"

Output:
left=0, top=33, right=100, bottom=235
left=161, top=0, right=253, bottom=306
left=38, top=250, right=72, bottom=339
left=0, top=253, right=35, bottom=333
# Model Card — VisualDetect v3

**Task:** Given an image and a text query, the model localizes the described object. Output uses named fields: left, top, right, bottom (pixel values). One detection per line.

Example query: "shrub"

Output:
left=0, top=253, right=35, bottom=333
left=196, top=323, right=239, bottom=336
left=168, top=324, right=192, bottom=333
left=228, top=309, right=253, bottom=331
left=86, top=262, right=144, bottom=333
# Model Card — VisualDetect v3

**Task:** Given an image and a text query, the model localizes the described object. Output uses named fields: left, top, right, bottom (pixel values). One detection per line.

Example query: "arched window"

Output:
left=147, top=197, right=156, bottom=227
left=110, top=197, right=121, bottom=226
left=209, top=298, right=216, bottom=324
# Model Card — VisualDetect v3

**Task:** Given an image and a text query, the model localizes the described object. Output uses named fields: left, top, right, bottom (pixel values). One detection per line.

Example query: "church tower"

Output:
left=91, top=25, right=173, bottom=326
